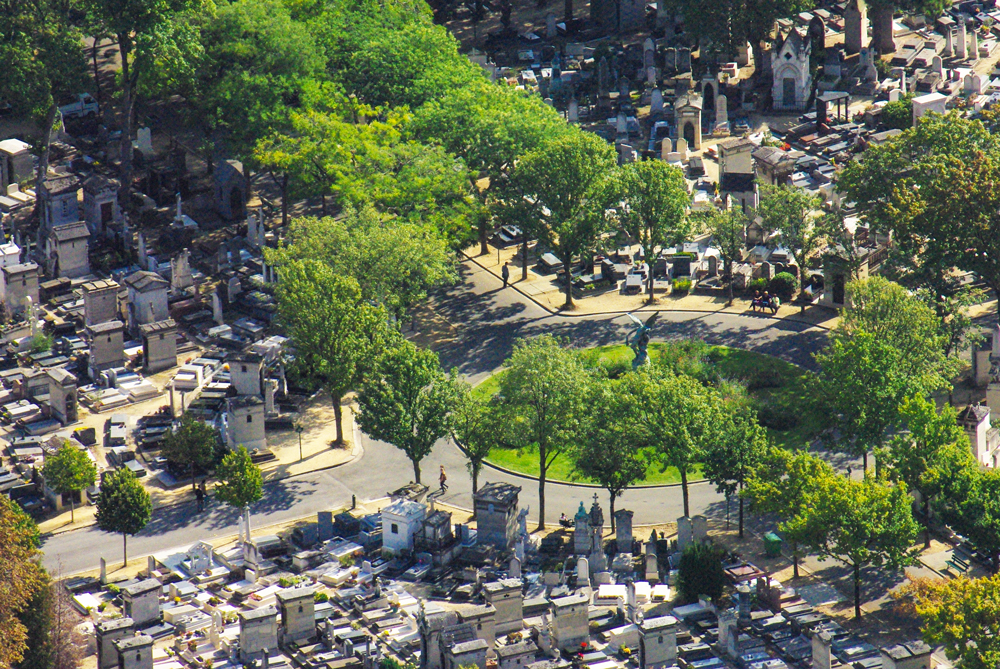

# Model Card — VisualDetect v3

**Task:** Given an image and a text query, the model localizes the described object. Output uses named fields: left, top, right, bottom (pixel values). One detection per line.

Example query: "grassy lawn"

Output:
left=473, top=342, right=821, bottom=485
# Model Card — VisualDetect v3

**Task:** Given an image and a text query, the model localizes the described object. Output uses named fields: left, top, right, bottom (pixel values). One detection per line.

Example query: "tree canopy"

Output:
left=215, top=445, right=264, bottom=510
left=42, top=442, right=97, bottom=523
left=95, top=468, right=152, bottom=567
left=161, top=414, right=217, bottom=490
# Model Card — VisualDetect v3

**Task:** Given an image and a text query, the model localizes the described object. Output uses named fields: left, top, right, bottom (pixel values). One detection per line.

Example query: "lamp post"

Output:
left=294, top=422, right=304, bottom=462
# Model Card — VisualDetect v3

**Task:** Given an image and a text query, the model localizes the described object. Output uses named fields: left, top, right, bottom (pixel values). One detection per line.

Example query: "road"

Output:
left=41, top=259, right=829, bottom=574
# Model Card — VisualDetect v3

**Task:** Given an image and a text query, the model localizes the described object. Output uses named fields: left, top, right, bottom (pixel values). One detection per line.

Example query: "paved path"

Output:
left=41, top=260, right=829, bottom=575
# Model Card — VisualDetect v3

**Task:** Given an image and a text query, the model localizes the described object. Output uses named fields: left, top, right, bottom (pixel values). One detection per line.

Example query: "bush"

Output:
left=769, top=272, right=797, bottom=301
left=314, top=591, right=329, bottom=603
left=757, top=402, right=799, bottom=431
left=672, top=278, right=693, bottom=294
left=677, top=541, right=727, bottom=604
left=743, top=366, right=783, bottom=390
left=748, top=278, right=768, bottom=292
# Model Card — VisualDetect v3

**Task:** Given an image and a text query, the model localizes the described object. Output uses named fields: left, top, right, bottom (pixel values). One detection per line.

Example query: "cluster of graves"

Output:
left=68, top=482, right=934, bottom=669
left=479, top=0, right=1000, bottom=307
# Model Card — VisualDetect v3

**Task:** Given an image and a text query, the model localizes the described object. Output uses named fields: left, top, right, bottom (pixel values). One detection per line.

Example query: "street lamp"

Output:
left=294, top=422, right=304, bottom=462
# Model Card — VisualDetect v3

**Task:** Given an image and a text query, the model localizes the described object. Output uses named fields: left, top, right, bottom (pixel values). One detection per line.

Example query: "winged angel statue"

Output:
left=625, top=312, right=658, bottom=369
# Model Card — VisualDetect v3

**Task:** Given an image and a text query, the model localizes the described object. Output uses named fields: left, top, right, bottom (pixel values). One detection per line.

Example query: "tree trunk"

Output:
left=680, top=468, right=690, bottom=518
left=923, top=496, right=931, bottom=549
left=870, top=5, right=895, bottom=54
left=563, top=267, right=574, bottom=309
left=521, top=237, right=528, bottom=281
left=479, top=215, right=489, bottom=256
left=564, top=0, right=572, bottom=21
left=647, top=260, right=655, bottom=302
left=91, top=38, right=103, bottom=113
left=862, top=450, right=868, bottom=475
left=118, top=33, right=135, bottom=208
left=609, top=492, right=616, bottom=532
left=792, top=543, right=799, bottom=578
left=34, top=103, right=58, bottom=227
left=332, top=393, right=344, bottom=445
left=280, top=173, right=289, bottom=228
left=412, top=459, right=421, bottom=483
left=122, top=533, right=128, bottom=568
left=191, top=462, right=197, bottom=491
left=738, top=495, right=744, bottom=538
left=727, top=270, right=734, bottom=306
left=321, top=194, right=327, bottom=217
left=69, top=496, right=75, bottom=523
left=853, top=563, right=862, bottom=619
left=472, top=467, right=480, bottom=495
left=537, top=455, right=547, bottom=531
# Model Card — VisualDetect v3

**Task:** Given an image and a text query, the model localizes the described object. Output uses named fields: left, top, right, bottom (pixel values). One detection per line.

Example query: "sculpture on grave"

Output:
left=625, top=313, right=658, bottom=369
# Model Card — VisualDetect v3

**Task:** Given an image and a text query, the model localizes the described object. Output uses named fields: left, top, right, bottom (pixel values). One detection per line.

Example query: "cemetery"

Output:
left=56, top=479, right=942, bottom=669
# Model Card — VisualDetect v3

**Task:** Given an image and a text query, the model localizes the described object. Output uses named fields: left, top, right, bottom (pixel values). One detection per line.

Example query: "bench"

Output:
left=946, top=554, right=971, bottom=576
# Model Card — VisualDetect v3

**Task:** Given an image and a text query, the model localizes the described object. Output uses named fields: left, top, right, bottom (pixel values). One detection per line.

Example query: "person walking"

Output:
left=439, top=465, right=448, bottom=492
left=195, top=483, right=205, bottom=512
left=501, top=262, right=510, bottom=288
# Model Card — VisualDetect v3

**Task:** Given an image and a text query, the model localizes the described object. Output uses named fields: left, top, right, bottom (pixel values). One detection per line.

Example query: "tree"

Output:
left=415, top=83, right=570, bottom=255
left=880, top=94, right=914, bottom=130
left=813, top=277, right=955, bottom=472
left=451, top=387, right=494, bottom=499
left=941, top=468, right=1000, bottom=572
left=700, top=209, right=746, bottom=305
left=83, top=0, right=197, bottom=202
left=270, top=258, right=390, bottom=445
left=495, top=335, right=591, bottom=529
left=745, top=448, right=839, bottom=578
left=757, top=184, right=822, bottom=284
left=95, top=468, right=152, bottom=568
left=574, top=374, right=650, bottom=530
left=161, top=414, right=217, bottom=492
left=838, top=114, right=1000, bottom=320
left=880, top=395, right=973, bottom=548
left=600, top=160, right=691, bottom=300
left=676, top=541, right=727, bottom=604
left=356, top=341, right=460, bottom=484
left=916, top=285, right=985, bottom=360
left=803, top=474, right=918, bottom=619
left=867, top=0, right=948, bottom=53
left=42, top=442, right=97, bottom=523
left=702, top=401, right=768, bottom=538
left=0, top=497, right=44, bottom=667
left=638, top=366, right=719, bottom=516
left=496, top=132, right=616, bottom=308
left=273, top=207, right=457, bottom=321
left=905, top=574, right=1000, bottom=669
left=215, top=446, right=263, bottom=512
left=0, top=0, right=87, bottom=224
left=19, top=573, right=83, bottom=669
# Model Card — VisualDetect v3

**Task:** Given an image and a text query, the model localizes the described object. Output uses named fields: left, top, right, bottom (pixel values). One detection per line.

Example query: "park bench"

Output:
left=946, top=553, right=971, bottom=576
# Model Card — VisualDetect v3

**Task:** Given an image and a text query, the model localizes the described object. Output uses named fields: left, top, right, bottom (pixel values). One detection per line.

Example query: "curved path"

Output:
left=41, top=261, right=829, bottom=575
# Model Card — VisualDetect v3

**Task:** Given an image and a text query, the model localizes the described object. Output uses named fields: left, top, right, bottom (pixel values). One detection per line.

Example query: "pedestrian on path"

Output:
left=195, top=484, right=205, bottom=512
left=439, top=465, right=448, bottom=491
left=501, top=262, right=510, bottom=288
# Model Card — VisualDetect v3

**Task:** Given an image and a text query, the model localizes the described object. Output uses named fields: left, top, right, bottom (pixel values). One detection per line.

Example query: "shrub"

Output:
left=769, top=272, right=797, bottom=301
left=677, top=541, right=727, bottom=604
left=314, top=591, right=329, bottom=603
left=672, top=278, right=693, bottom=294
left=757, top=402, right=799, bottom=431
left=743, top=366, right=783, bottom=390
left=748, top=278, right=768, bottom=292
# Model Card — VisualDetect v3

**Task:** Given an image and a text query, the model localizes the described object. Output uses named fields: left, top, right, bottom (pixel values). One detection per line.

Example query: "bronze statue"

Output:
left=625, top=313, right=658, bottom=369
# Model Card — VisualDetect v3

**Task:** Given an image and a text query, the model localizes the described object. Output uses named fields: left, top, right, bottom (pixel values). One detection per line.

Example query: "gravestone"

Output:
left=619, top=77, right=630, bottom=98
left=547, top=13, right=557, bottom=38
left=844, top=0, right=868, bottom=54
left=760, top=261, right=773, bottom=280
left=692, top=515, right=708, bottom=541
left=137, top=232, right=147, bottom=265
left=136, top=127, right=153, bottom=156
left=318, top=511, right=334, bottom=541
left=718, top=610, right=738, bottom=657
left=616, top=112, right=628, bottom=134
left=932, top=55, right=943, bottom=79
left=663, top=48, right=677, bottom=74
left=677, top=48, right=692, bottom=73
left=100, top=557, right=107, bottom=584
left=510, top=556, right=522, bottom=578
left=958, top=20, right=968, bottom=60
left=971, top=24, right=979, bottom=59
left=576, top=556, right=590, bottom=586
left=648, top=66, right=657, bottom=86
left=615, top=509, right=634, bottom=553
left=677, top=516, right=693, bottom=550
left=737, top=585, right=751, bottom=621
left=212, top=290, right=223, bottom=325
left=598, top=57, right=611, bottom=96
left=889, top=89, right=901, bottom=102
left=171, top=249, right=193, bottom=291
left=568, top=98, right=579, bottom=122
left=707, top=255, right=719, bottom=277
left=227, top=276, right=242, bottom=303
left=188, top=541, right=213, bottom=572
left=945, top=27, right=954, bottom=56
left=644, top=38, right=656, bottom=68
left=661, top=138, right=672, bottom=160
left=676, top=137, right=688, bottom=157
left=651, top=89, right=663, bottom=114
left=716, top=94, right=728, bottom=128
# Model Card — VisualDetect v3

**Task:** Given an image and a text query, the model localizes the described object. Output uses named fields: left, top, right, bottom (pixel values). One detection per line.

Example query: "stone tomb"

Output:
left=550, top=592, right=589, bottom=651
left=140, top=318, right=177, bottom=373
left=484, top=578, right=523, bottom=635
left=96, top=617, right=134, bottom=669
left=239, top=606, right=279, bottom=661
left=122, top=578, right=161, bottom=627
left=638, top=615, right=678, bottom=669
left=474, top=482, right=521, bottom=550
left=114, top=634, right=153, bottom=669
left=276, top=586, right=316, bottom=644
left=81, top=279, right=120, bottom=327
